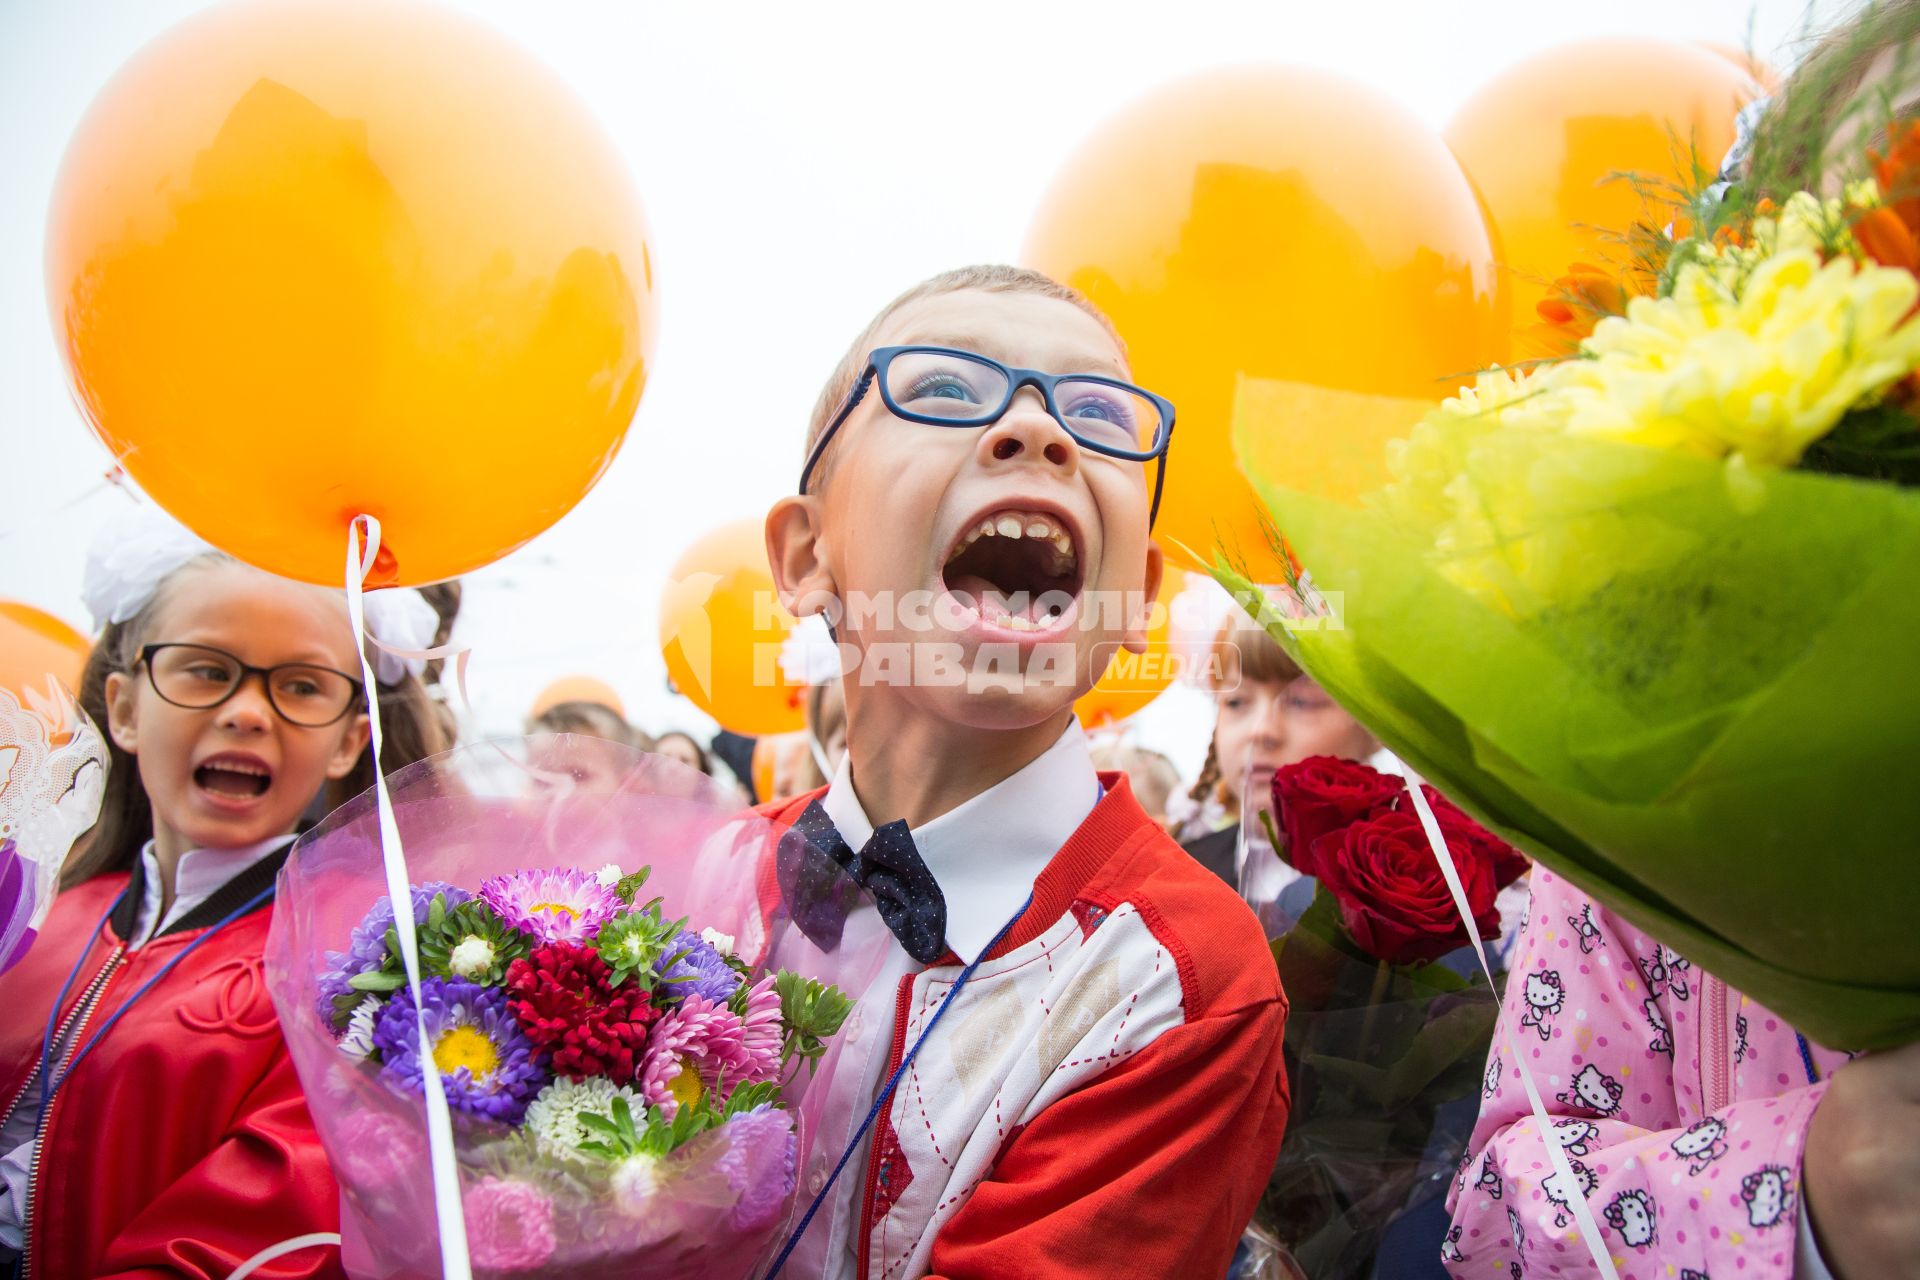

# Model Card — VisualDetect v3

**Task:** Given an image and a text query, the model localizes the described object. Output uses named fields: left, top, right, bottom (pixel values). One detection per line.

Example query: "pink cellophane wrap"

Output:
left=264, top=736, right=892, bottom=1280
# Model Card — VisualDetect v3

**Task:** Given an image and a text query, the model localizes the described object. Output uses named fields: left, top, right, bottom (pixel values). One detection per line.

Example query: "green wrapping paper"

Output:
left=1221, top=376, right=1920, bottom=1051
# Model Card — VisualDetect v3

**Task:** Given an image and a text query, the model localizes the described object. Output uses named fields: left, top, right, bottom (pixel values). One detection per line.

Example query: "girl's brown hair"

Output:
left=63, top=557, right=448, bottom=887
left=1745, top=0, right=1920, bottom=195
left=1186, top=616, right=1303, bottom=804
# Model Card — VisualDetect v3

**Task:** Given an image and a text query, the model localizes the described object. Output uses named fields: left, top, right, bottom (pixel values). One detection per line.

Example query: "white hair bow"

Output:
left=81, top=504, right=439, bottom=685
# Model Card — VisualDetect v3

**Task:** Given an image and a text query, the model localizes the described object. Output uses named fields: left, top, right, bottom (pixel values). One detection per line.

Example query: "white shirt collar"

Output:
left=821, top=720, right=1101, bottom=963
left=133, top=833, right=296, bottom=946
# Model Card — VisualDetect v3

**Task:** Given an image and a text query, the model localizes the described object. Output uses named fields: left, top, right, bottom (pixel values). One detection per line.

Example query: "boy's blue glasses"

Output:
left=798, top=345, right=1176, bottom=525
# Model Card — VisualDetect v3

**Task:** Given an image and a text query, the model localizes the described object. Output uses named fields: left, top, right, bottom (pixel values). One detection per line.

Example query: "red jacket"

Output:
left=0, top=855, right=342, bottom=1279
left=752, top=775, right=1292, bottom=1280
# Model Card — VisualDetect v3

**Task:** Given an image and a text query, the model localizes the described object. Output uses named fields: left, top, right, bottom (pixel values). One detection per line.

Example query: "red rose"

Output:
left=1315, top=809, right=1502, bottom=966
left=1272, top=756, right=1404, bottom=877
left=1420, top=788, right=1532, bottom=890
left=506, top=942, right=659, bottom=1081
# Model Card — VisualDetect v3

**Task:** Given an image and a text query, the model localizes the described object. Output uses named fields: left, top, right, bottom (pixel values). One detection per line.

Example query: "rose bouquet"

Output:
left=1247, top=756, right=1525, bottom=1279
left=266, top=737, right=854, bottom=1279
left=1219, top=110, right=1920, bottom=1051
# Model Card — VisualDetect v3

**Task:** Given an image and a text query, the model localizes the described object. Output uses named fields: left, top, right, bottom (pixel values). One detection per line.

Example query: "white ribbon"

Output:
left=346, top=515, right=473, bottom=1278
left=1394, top=766, right=1621, bottom=1280
left=227, top=1232, right=343, bottom=1280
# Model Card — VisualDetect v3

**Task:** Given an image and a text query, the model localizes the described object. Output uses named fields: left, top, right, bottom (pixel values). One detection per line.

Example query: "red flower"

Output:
left=1418, top=789, right=1532, bottom=891
left=505, top=942, right=659, bottom=1081
left=1314, top=809, right=1502, bottom=967
left=1272, top=756, right=1404, bottom=878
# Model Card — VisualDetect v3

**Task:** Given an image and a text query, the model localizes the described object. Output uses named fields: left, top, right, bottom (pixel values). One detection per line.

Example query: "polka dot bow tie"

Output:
left=776, top=798, right=950, bottom=965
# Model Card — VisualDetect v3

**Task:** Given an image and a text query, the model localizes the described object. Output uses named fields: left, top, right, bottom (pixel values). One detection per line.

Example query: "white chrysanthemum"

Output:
left=524, top=1076, right=643, bottom=1159
left=699, top=927, right=736, bottom=957
left=447, top=935, right=497, bottom=979
left=337, top=997, right=381, bottom=1061
left=594, top=863, right=623, bottom=888
left=611, top=1152, right=663, bottom=1211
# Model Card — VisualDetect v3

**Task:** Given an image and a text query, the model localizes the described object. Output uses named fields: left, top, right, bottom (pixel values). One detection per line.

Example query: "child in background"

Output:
left=654, top=729, right=712, bottom=776
left=760, top=264, right=1289, bottom=1279
left=1087, top=741, right=1182, bottom=828
left=1177, top=616, right=1377, bottom=887
left=0, top=512, right=443, bottom=1278
left=1447, top=10, right=1920, bottom=1277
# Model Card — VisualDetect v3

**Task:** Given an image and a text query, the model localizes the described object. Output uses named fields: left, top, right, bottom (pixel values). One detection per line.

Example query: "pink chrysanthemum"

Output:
left=463, top=1176, right=556, bottom=1270
left=738, top=975, right=783, bottom=1069
left=639, top=991, right=782, bottom=1116
left=479, top=867, right=622, bottom=944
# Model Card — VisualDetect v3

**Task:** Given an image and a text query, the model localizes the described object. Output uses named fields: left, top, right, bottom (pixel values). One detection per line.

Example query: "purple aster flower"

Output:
left=715, top=1104, right=797, bottom=1232
left=478, top=867, right=622, bottom=944
left=653, top=935, right=742, bottom=1007
left=316, top=881, right=469, bottom=1026
left=372, top=977, right=548, bottom=1124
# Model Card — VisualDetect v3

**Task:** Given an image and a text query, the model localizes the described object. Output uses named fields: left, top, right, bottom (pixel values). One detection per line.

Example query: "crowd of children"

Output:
left=6, top=8, right=1920, bottom=1278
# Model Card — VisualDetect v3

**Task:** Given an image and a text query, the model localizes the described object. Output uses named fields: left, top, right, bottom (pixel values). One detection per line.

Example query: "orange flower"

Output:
left=1525, top=263, right=1632, bottom=359
left=1871, top=120, right=1920, bottom=230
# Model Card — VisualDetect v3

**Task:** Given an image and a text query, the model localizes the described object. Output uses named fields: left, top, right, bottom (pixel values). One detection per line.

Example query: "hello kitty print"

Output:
left=1442, top=870, right=1854, bottom=1279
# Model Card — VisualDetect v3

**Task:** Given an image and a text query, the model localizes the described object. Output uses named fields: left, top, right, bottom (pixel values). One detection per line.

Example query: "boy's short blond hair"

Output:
left=803, top=265, right=1125, bottom=477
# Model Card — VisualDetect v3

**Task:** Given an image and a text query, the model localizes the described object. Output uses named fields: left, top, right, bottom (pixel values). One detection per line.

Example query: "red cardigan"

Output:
left=0, top=857, right=342, bottom=1279
left=754, top=775, right=1293, bottom=1280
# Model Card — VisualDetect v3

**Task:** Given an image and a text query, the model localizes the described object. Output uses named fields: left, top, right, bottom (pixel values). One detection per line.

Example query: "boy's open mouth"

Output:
left=940, top=506, right=1085, bottom=631
left=194, top=751, right=274, bottom=801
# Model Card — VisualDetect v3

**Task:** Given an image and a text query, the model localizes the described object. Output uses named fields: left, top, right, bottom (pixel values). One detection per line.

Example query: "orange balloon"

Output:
left=530, top=675, right=626, bottom=721
left=47, top=0, right=656, bottom=587
left=659, top=520, right=805, bottom=736
left=1446, top=39, right=1759, bottom=340
left=1698, top=40, right=1782, bottom=93
left=1025, top=66, right=1507, bottom=580
left=1074, top=573, right=1178, bottom=730
left=0, top=602, right=90, bottom=699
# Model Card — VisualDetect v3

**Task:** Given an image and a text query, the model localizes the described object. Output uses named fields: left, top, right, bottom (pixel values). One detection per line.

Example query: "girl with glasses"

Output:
left=0, top=512, right=445, bottom=1279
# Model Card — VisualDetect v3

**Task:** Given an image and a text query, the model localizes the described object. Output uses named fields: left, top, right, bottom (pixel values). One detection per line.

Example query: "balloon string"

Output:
left=226, top=1232, right=343, bottom=1280
left=1392, top=764, right=1621, bottom=1280
left=346, top=516, right=473, bottom=1280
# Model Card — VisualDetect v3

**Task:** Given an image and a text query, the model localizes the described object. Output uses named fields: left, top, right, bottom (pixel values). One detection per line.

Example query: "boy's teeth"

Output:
left=944, top=511, right=1079, bottom=567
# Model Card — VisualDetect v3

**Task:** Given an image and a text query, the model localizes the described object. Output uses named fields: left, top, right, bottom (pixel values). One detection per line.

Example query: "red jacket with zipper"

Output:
left=0, top=856, right=342, bottom=1279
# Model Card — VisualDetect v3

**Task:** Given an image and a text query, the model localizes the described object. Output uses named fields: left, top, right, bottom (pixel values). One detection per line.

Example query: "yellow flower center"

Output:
left=432, top=1024, right=500, bottom=1080
left=668, top=1056, right=705, bottom=1111
left=530, top=902, right=578, bottom=921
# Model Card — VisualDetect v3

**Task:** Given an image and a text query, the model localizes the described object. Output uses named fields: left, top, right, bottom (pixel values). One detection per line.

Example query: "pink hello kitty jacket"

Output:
left=1443, top=869, right=1854, bottom=1279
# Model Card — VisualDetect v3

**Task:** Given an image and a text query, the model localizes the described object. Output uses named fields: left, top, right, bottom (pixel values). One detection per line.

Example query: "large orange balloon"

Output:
left=47, top=0, right=656, bottom=587
left=1446, top=39, right=1759, bottom=340
left=1025, top=66, right=1507, bottom=580
left=1698, top=41, right=1782, bottom=94
left=0, top=602, right=90, bottom=699
left=659, top=520, right=805, bottom=736
left=1074, top=573, right=1178, bottom=730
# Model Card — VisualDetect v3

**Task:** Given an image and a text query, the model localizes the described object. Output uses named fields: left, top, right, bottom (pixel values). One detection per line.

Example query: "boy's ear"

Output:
left=326, top=713, right=373, bottom=780
left=765, top=496, right=838, bottom=617
left=104, top=670, right=141, bottom=755
left=1120, top=542, right=1166, bottom=655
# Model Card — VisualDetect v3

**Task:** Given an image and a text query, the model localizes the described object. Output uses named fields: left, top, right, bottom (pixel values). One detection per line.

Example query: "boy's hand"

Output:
left=1803, top=1038, right=1920, bottom=1280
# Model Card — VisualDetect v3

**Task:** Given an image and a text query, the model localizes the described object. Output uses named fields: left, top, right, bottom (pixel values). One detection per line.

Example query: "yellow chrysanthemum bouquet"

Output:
left=1221, top=116, right=1920, bottom=1051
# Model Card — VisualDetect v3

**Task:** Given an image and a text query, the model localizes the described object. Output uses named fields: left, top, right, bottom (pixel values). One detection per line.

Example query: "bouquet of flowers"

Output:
left=266, top=737, right=855, bottom=1279
left=1247, top=756, right=1525, bottom=1279
left=1218, top=104, right=1920, bottom=1050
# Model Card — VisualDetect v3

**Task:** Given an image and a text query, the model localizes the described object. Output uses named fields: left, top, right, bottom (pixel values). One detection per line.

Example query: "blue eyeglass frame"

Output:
left=797, top=345, right=1176, bottom=525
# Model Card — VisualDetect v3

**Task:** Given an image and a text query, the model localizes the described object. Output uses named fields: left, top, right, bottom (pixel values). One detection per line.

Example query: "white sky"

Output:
left=0, top=0, right=1836, bottom=781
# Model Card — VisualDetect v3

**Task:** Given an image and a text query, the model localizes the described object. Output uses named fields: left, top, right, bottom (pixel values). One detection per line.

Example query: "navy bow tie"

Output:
left=776, top=799, right=949, bottom=965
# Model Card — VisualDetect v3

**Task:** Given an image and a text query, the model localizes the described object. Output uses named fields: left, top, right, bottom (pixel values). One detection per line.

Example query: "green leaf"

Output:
left=348, top=969, right=407, bottom=993
left=576, top=1112, right=620, bottom=1136
left=612, top=866, right=652, bottom=906
left=427, top=892, right=447, bottom=932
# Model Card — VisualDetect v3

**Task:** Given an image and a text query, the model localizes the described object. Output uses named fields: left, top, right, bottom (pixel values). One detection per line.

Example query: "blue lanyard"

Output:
left=39, top=883, right=275, bottom=1116
left=764, top=892, right=1034, bottom=1278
